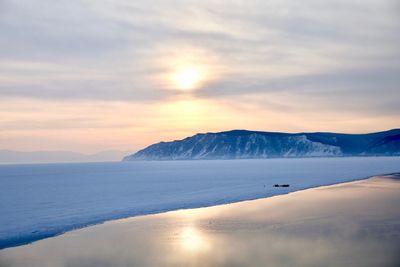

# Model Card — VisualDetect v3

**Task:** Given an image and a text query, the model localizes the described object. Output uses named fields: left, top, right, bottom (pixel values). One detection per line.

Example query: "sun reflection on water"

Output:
left=180, top=226, right=209, bottom=253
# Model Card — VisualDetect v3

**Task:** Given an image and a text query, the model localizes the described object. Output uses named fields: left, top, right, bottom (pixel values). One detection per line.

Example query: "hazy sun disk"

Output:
left=172, top=67, right=203, bottom=90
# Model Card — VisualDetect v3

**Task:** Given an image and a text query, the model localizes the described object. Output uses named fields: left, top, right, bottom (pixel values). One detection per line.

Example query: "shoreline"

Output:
left=1, top=155, right=400, bottom=166
left=1, top=172, right=399, bottom=250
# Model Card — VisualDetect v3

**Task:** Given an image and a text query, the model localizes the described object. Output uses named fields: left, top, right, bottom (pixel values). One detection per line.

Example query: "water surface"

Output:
left=1, top=175, right=399, bottom=267
left=1, top=157, right=400, bottom=248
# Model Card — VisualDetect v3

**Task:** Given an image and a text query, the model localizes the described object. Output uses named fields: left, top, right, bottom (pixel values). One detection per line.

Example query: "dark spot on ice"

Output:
left=273, top=184, right=290, bottom=187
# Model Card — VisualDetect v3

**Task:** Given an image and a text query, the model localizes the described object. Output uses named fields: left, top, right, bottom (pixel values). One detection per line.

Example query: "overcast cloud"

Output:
left=0, top=0, right=399, bottom=152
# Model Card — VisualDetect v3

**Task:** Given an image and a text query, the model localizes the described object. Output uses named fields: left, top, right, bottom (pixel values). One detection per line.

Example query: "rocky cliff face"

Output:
left=123, top=129, right=400, bottom=161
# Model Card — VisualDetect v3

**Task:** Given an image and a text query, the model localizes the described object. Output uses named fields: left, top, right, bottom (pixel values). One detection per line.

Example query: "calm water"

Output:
left=2, top=157, right=400, bottom=249
left=1, top=175, right=399, bottom=267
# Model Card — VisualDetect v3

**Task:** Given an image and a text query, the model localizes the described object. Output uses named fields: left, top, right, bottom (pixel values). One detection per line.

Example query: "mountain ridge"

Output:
left=123, top=129, right=400, bottom=161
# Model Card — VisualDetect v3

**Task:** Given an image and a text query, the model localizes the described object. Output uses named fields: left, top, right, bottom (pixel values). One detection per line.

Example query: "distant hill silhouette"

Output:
left=0, top=150, right=130, bottom=164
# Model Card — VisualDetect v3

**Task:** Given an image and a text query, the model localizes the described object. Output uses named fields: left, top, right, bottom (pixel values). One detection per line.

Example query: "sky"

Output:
left=0, top=0, right=399, bottom=153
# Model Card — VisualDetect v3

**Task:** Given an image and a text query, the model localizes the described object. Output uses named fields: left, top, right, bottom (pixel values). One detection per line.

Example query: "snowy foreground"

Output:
left=1, top=157, right=400, bottom=249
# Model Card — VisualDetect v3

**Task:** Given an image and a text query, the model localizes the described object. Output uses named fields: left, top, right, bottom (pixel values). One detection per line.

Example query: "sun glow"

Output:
left=172, top=67, right=203, bottom=90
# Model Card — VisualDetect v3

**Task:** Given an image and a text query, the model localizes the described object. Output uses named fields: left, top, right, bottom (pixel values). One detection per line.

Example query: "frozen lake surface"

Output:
left=1, top=175, right=400, bottom=267
left=1, top=157, right=400, bottom=249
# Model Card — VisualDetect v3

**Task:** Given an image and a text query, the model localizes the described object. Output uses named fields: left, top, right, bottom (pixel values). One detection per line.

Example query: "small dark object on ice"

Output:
left=274, top=184, right=290, bottom=187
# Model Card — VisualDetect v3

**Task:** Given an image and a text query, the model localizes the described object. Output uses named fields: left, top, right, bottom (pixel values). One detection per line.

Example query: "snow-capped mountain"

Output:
left=123, top=129, right=400, bottom=160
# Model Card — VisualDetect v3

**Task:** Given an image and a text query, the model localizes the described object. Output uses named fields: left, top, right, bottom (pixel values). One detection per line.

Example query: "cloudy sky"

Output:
left=1, top=0, right=399, bottom=153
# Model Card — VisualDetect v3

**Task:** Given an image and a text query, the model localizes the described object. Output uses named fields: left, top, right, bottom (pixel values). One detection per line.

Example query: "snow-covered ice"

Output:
left=0, top=157, right=399, bottom=249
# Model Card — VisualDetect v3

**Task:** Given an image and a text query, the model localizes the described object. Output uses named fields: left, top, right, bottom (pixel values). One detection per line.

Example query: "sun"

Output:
left=172, top=67, right=203, bottom=90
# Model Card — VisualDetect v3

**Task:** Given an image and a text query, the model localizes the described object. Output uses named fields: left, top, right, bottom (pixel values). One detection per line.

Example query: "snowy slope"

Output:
left=0, top=157, right=400, bottom=249
left=124, top=129, right=400, bottom=160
